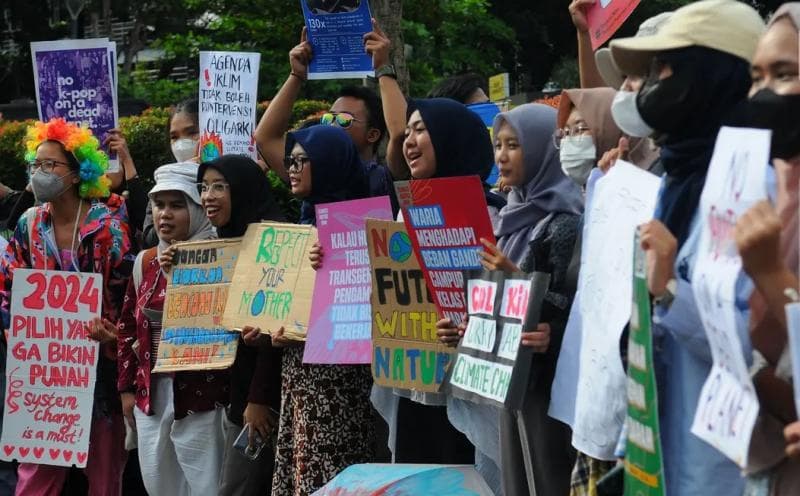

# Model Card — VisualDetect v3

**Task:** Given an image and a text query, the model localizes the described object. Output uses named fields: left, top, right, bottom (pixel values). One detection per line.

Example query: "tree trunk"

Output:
left=371, top=0, right=409, bottom=93
left=122, top=17, right=142, bottom=75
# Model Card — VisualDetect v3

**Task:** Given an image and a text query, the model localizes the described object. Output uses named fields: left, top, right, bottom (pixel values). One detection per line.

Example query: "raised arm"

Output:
left=254, top=28, right=312, bottom=183
left=569, top=0, right=607, bottom=89
left=364, top=19, right=409, bottom=180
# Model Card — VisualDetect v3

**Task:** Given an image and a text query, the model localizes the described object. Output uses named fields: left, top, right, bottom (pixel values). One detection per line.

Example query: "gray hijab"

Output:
left=493, top=104, right=584, bottom=265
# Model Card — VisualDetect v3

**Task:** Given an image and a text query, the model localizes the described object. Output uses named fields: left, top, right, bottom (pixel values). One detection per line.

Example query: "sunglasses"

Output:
left=320, top=112, right=362, bottom=129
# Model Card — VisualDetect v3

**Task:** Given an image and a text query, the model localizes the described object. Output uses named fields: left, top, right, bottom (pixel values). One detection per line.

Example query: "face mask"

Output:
left=611, top=90, right=654, bottom=138
left=746, top=88, right=800, bottom=161
left=559, top=135, right=596, bottom=186
left=171, top=138, right=198, bottom=163
left=31, top=170, right=73, bottom=203
left=637, top=68, right=701, bottom=135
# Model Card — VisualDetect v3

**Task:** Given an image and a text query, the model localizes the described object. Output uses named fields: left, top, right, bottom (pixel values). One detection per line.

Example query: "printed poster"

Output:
left=152, top=239, right=241, bottom=373
left=303, top=197, right=392, bottom=364
left=198, top=51, right=260, bottom=162
left=586, top=0, right=641, bottom=50
left=446, top=270, right=548, bottom=410
left=31, top=39, right=119, bottom=171
left=1, top=269, right=102, bottom=468
left=624, top=237, right=666, bottom=496
left=301, top=0, right=374, bottom=79
left=367, top=219, right=454, bottom=393
left=222, top=222, right=317, bottom=340
left=690, top=127, right=769, bottom=467
left=395, top=176, right=495, bottom=327
left=488, top=73, right=510, bottom=102
left=572, top=161, right=660, bottom=461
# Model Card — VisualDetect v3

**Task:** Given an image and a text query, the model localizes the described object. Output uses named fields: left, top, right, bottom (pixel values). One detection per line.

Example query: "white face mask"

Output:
left=171, top=138, right=199, bottom=163
left=611, top=90, right=654, bottom=138
left=559, top=135, right=596, bottom=186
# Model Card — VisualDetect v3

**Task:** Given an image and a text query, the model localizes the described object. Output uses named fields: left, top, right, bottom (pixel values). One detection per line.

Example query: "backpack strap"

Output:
left=132, top=247, right=158, bottom=297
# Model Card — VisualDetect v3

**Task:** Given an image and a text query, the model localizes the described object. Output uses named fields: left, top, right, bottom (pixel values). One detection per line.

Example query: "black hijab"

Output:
left=197, top=155, right=285, bottom=238
left=407, top=98, right=506, bottom=210
left=286, top=125, right=369, bottom=225
left=643, top=47, right=751, bottom=248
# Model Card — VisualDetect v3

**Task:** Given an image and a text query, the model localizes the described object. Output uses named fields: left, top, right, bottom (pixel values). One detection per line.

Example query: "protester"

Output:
left=0, top=117, right=134, bottom=495
left=610, top=1, right=765, bottom=494
left=478, top=103, right=584, bottom=496
left=259, top=125, right=375, bottom=495
left=732, top=4, right=800, bottom=493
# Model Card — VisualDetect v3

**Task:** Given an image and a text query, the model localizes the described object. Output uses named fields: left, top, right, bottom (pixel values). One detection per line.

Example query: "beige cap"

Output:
left=610, top=0, right=765, bottom=78
left=595, top=12, right=674, bottom=87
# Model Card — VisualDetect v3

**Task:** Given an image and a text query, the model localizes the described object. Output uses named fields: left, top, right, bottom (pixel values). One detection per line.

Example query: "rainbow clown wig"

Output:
left=24, top=118, right=111, bottom=199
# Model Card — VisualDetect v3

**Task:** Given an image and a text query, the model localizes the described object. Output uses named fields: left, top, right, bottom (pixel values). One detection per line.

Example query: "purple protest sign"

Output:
left=303, top=196, right=392, bottom=365
left=31, top=39, right=119, bottom=169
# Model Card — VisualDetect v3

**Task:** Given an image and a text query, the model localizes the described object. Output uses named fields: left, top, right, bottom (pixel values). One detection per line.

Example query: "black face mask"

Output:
left=636, top=62, right=705, bottom=135
left=746, top=88, right=800, bottom=160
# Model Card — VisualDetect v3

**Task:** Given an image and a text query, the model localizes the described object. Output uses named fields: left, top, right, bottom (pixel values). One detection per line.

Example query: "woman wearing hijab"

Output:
left=116, top=162, right=223, bottom=495
left=259, top=125, right=373, bottom=496
left=478, top=103, right=584, bottom=496
left=732, top=4, right=800, bottom=494
left=169, top=155, right=285, bottom=496
left=610, top=1, right=765, bottom=494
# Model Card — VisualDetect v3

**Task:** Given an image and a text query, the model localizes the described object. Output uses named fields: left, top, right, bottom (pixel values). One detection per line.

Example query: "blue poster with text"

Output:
left=301, top=0, right=374, bottom=79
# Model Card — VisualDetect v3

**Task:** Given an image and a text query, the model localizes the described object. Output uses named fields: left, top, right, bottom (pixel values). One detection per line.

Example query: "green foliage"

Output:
left=119, top=108, right=173, bottom=185
left=119, top=72, right=197, bottom=108
left=0, top=120, right=34, bottom=190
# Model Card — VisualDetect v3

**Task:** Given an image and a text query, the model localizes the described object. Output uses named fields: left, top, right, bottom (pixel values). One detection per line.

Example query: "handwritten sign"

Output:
left=489, top=73, right=510, bottom=102
left=152, top=239, right=241, bottom=373
left=447, top=270, right=548, bottom=410
left=223, top=222, right=317, bottom=340
left=624, top=237, right=666, bottom=496
left=367, top=220, right=454, bottom=392
left=198, top=51, right=260, bottom=162
left=1, top=269, right=102, bottom=468
left=395, top=176, right=495, bottom=327
left=690, top=127, right=768, bottom=467
left=572, top=161, right=659, bottom=461
left=31, top=39, right=119, bottom=170
left=301, top=0, right=374, bottom=79
left=303, top=197, right=392, bottom=364
left=586, top=0, right=641, bottom=50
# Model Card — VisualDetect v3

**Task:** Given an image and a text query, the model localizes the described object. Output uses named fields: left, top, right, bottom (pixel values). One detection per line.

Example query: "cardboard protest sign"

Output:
left=223, top=223, right=317, bottom=340
left=31, top=39, right=119, bottom=170
left=301, top=0, right=374, bottom=79
left=367, top=220, right=454, bottom=392
left=489, top=73, right=510, bottom=102
left=690, top=127, right=769, bottom=467
left=624, top=237, right=666, bottom=496
left=198, top=51, right=260, bottom=162
left=572, top=161, right=659, bottom=461
left=446, top=270, right=548, bottom=410
left=303, top=197, right=392, bottom=365
left=152, top=239, right=241, bottom=373
left=586, top=0, right=641, bottom=50
left=1, top=269, right=102, bottom=468
left=395, top=176, right=495, bottom=327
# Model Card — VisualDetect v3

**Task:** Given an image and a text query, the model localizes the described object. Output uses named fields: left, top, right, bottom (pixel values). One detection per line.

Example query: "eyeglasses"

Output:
left=284, top=155, right=311, bottom=172
left=197, top=182, right=230, bottom=197
left=28, top=159, right=70, bottom=174
left=553, top=125, right=591, bottom=149
left=320, top=112, right=362, bottom=129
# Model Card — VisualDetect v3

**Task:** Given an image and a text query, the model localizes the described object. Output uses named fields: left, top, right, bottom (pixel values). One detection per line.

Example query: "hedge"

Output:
left=0, top=99, right=331, bottom=222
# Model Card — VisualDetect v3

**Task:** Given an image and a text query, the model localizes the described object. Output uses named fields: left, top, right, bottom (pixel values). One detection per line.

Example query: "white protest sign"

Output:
left=198, top=51, right=260, bottom=162
left=690, top=127, right=769, bottom=467
left=1, top=269, right=102, bottom=468
left=785, top=303, right=800, bottom=417
left=572, top=161, right=660, bottom=460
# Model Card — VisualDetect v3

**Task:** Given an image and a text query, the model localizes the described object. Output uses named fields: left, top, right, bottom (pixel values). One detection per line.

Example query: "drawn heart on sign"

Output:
left=18, top=447, right=29, bottom=458
left=77, top=452, right=88, bottom=465
left=33, top=447, right=44, bottom=459
left=63, top=450, right=73, bottom=463
left=49, top=448, right=60, bottom=460
left=2, top=446, right=13, bottom=457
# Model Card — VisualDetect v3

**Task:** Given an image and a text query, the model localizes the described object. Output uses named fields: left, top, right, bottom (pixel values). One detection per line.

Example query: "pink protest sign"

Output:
left=587, top=0, right=641, bottom=50
left=1, top=269, right=102, bottom=468
left=303, top=196, right=393, bottom=364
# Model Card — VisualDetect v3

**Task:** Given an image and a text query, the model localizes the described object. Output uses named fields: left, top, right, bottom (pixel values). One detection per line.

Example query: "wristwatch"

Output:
left=375, top=64, right=397, bottom=80
left=653, top=278, right=677, bottom=309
